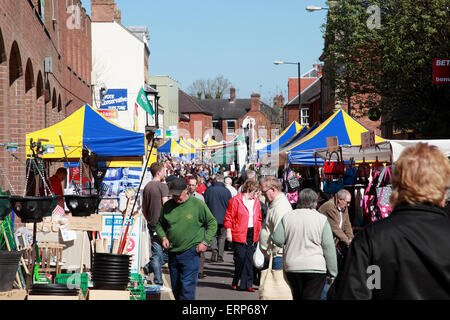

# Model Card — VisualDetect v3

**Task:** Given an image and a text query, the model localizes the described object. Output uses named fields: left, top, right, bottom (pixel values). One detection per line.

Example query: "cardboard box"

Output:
left=87, top=289, right=130, bottom=300
left=0, top=289, right=27, bottom=300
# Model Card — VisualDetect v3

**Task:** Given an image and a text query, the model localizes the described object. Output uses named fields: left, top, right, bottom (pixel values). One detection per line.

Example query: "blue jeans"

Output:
left=168, top=246, right=200, bottom=300
left=146, top=225, right=168, bottom=285
left=262, top=256, right=283, bottom=270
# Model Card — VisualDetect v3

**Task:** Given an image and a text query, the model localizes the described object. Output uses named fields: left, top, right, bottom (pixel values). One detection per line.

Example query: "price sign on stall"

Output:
left=326, top=136, right=338, bottom=152
left=361, top=131, right=375, bottom=150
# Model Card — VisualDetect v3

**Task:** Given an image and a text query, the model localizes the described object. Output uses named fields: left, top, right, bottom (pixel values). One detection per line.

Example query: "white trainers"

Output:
left=158, top=285, right=172, bottom=292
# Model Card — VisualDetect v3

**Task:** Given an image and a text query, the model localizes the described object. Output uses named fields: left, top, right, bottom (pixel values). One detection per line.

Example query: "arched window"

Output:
left=9, top=41, right=22, bottom=85
left=52, top=88, right=57, bottom=109
left=36, top=71, right=44, bottom=99
left=58, top=94, right=62, bottom=112
left=45, top=79, right=51, bottom=103
left=0, top=29, right=6, bottom=64
left=25, top=59, right=34, bottom=93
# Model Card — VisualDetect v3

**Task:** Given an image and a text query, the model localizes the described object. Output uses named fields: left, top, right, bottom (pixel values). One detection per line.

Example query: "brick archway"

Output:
left=7, top=41, right=26, bottom=192
left=25, top=58, right=34, bottom=93
left=0, top=29, right=6, bottom=64
left=9, top=41, right=22, bottom=86
left=58, top=94, right=62, bottom=112
left=36, top=71, right=43, bottom=99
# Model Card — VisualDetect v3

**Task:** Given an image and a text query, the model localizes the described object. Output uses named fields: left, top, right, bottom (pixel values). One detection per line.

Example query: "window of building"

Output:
left=300, top=108, right=309, bottom=126
left=212, top=120, right=222, bottom=131
left=226, top=120, right=236, bottom=134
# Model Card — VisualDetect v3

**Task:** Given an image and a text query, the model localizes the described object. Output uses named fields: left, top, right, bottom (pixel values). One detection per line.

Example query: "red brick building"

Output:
left=178, top=90, right=212, bottom=140
left=190, top=87, right=279, bottom=143
left=283, top=65, right=322, bottom=129
left=0, top=0, right=92, bottom=192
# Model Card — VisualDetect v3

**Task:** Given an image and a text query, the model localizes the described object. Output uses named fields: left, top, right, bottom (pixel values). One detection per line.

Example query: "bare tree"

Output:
left=188, top=75, right=231, bottom=99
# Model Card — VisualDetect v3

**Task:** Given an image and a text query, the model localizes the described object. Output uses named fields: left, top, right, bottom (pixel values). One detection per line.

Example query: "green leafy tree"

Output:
left=322, top=0, right=450, bottom=138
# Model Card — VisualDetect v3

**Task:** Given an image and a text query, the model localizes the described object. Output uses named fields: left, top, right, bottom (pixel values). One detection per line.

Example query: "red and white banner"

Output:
left=433, top=59, right=450, bottom=85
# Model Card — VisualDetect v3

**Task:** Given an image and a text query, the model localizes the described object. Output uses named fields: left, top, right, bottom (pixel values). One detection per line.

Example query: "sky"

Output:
left=82, top=0, right=329, bottom=105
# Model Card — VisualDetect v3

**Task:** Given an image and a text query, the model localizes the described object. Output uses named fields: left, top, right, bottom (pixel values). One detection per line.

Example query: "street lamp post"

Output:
left=143, top=84, right=160, bottom=141
left=305, top=5, right=329, bottom=12
left=306, top=3, right=351, bottom=118
left=274, top=60, right=301, bottom=127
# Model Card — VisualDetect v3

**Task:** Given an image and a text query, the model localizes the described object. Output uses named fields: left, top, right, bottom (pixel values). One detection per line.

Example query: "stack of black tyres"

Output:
left=92, top=253, right=130, bottom=290
left=29, top=283, right=79, bottom=296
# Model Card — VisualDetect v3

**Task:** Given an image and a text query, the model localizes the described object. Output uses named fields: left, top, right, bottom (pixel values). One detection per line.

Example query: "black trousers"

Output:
left=232, top=228, right=255, bottom=290
left=285, top=272, right=327, bottom=300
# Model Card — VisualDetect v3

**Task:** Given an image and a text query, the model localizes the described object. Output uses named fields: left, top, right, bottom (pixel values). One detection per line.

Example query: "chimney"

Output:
left=250, top=93, right=261, bottom=112
left=91, top=0, right=121, bottom=23
left=230, top=86, right=236, bottom=102
left=317, top=64, right=323, bottom=78
left=273, top=94, right=285, bottom=109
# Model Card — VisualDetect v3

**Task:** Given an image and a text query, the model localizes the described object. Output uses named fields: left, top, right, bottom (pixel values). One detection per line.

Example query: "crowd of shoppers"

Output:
left=141, top=142, right=450, bottom=300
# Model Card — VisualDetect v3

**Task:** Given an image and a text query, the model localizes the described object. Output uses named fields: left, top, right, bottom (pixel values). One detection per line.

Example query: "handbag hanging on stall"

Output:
left=343, top=159, right=357, bottom=186
left=323, top=151, right=345, bottom=175
left=323, top=179, right=344, bottom=194
left=374, top=166, right=393, bottom=220
left=360, top=170, right=380, bottom=222
left=356, top=160, right=371, bottom=185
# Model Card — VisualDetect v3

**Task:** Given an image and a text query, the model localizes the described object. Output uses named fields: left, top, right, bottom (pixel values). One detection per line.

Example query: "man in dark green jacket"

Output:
left=156, top=177, right=218, bottom=300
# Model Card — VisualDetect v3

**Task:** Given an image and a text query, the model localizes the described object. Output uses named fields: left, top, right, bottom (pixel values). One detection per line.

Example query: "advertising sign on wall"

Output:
left=100, top=89, right=128, bottom=110
left=433, top=59, right=450, bottom=85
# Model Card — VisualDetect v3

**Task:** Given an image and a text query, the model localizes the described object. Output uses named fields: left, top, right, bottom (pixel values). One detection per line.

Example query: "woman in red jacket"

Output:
left=224, top=180, right=262, bottom=291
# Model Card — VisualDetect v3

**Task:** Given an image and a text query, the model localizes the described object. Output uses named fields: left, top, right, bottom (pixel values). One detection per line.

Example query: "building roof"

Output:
left=194, top=98, right=278, bottom=123
left=286, top=77, right=322, bottom=106
left=179, top=90, right=212, bottom=115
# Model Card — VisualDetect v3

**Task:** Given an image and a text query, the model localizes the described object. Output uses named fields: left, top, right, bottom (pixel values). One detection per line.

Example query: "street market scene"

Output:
left=0, top=0, right=449, bottom=305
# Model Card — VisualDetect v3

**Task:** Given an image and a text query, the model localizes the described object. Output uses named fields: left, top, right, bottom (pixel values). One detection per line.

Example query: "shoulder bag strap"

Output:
left=268, top=252, right=273, bottom=270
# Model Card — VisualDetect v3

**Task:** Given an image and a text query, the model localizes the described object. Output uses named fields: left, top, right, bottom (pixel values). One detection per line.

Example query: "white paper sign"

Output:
left=60, top=224, right=77, bottom=242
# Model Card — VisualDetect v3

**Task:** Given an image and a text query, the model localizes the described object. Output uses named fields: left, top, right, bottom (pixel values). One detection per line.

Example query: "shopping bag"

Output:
left=253, top=243, right=265, bottom=269
left=259, top=255, right=293, bottom=300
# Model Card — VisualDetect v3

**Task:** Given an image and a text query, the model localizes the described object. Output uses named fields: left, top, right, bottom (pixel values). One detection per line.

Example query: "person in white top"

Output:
left=224, top=176, right=238, bottom=197
left=224, top=180, right=262, bottom=291
left=272, top=188, right=337, bottom=300
left=258, top=176, right=293, bottom=270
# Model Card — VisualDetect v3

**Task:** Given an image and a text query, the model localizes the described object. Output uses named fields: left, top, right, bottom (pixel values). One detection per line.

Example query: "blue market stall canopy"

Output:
left=281, top=122, right=319, bottom=151
left=26, top=104, right=145, bottom=160
left=258, top=121, right=306, bottom=157
left=284, top=109, right=385, bottom=165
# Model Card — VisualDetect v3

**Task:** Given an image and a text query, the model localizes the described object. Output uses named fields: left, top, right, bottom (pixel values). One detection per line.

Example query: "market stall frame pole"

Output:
left=118, top=131, right=156, bottom=255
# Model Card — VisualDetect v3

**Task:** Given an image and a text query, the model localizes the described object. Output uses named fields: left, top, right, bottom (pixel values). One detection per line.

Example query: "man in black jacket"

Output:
left=327, top=143, right=450, bottom=300
left=204, top=174, right=232, bottom=262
